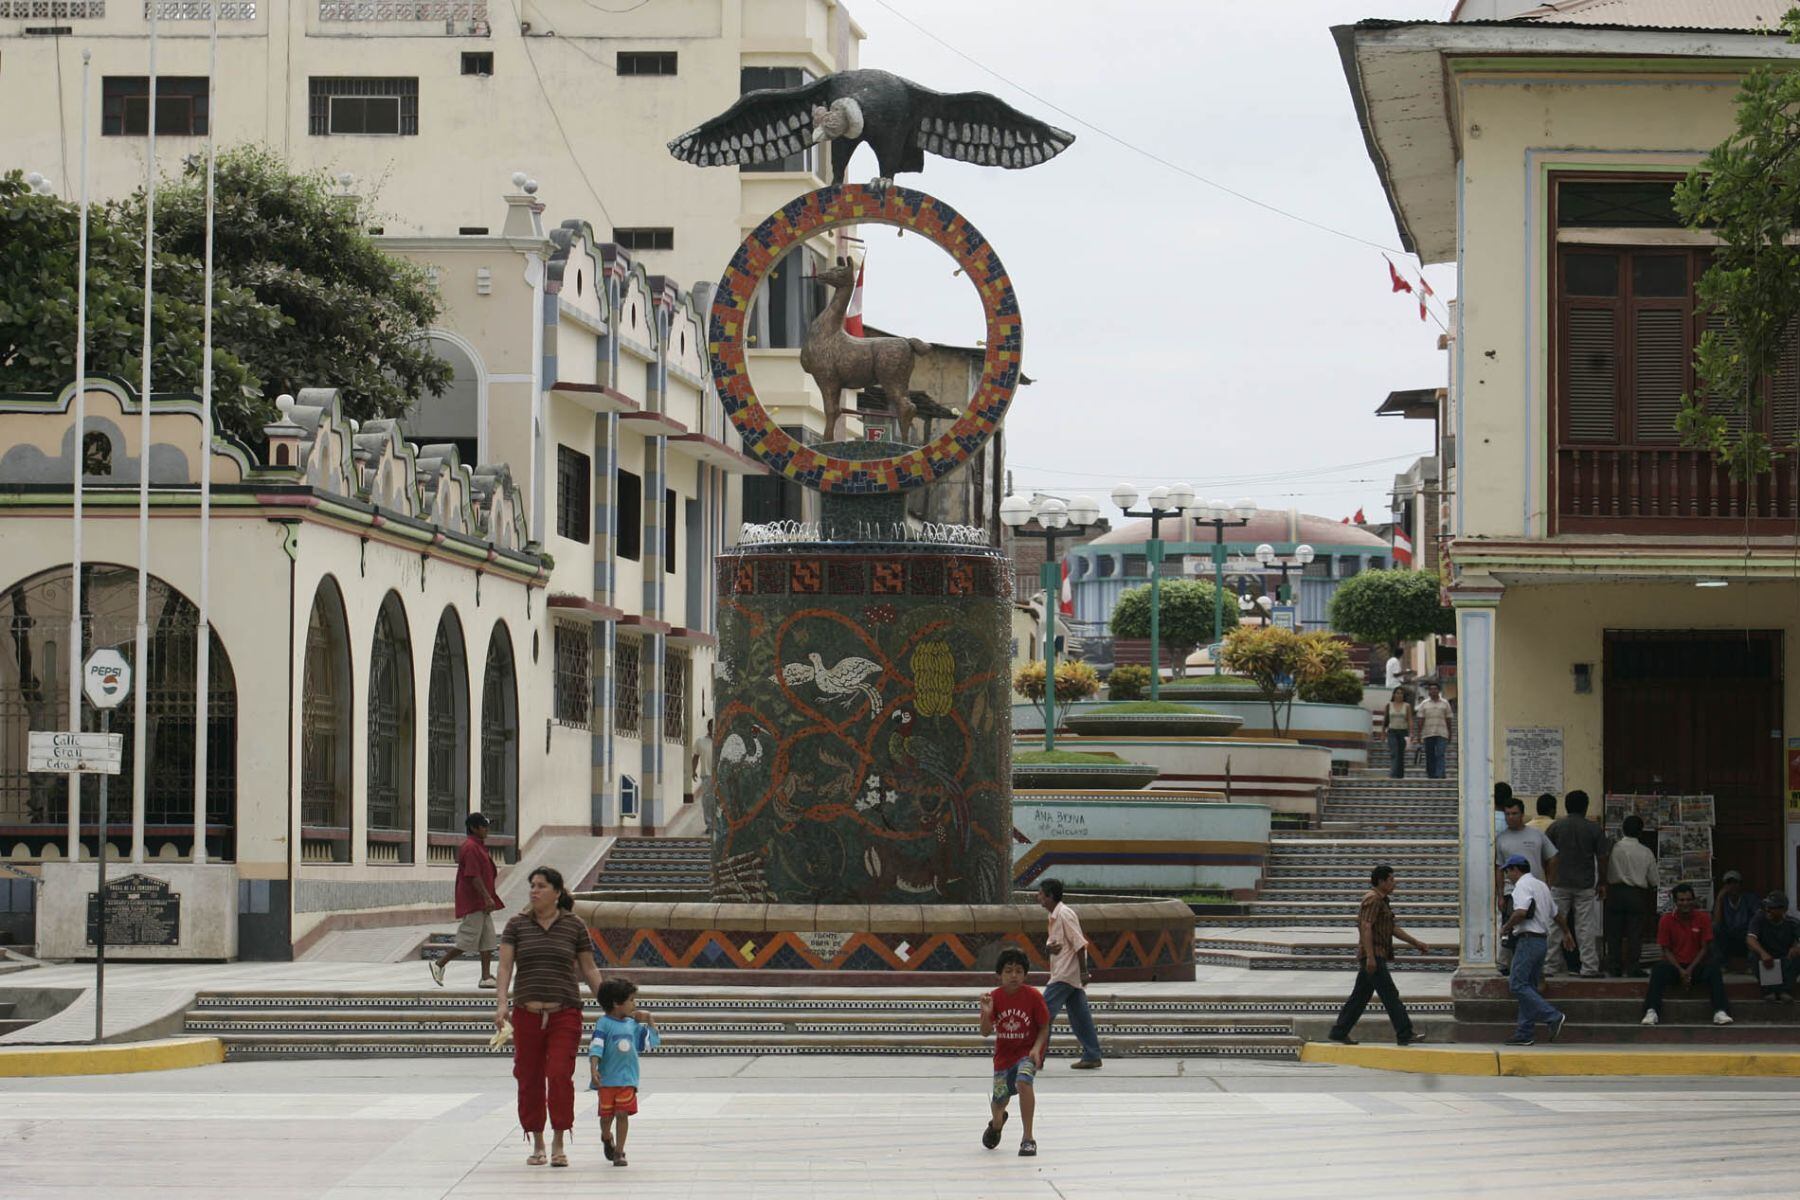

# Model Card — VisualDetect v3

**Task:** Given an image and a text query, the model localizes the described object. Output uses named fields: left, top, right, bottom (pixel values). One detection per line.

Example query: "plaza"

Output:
left=8, top=3, right=1800, bottom=1195
left=6, top=1050, right=1800, bottom=1199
